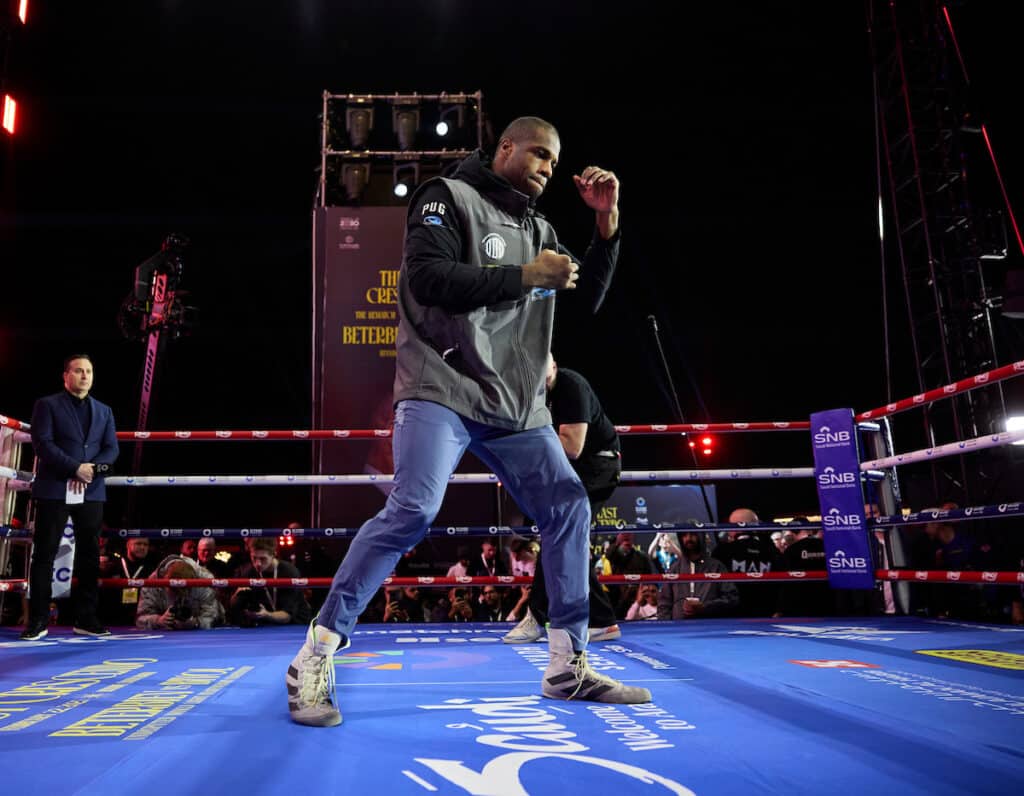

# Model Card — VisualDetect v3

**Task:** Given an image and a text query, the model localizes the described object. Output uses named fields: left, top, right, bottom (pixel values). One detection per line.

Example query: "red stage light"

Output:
left=18, top=0, right=29, bottom=24
left=2, top=96, right=15, bottom=135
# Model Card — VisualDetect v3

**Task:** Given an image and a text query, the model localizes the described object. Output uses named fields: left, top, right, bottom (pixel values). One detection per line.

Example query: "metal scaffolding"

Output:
left=870, top=0, right=1011, bottom=503
left=316, top=91, right=484, bottom=208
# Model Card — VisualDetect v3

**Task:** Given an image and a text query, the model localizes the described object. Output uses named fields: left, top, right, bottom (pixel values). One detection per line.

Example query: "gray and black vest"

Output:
left=393, top=177, right=559, bottom=430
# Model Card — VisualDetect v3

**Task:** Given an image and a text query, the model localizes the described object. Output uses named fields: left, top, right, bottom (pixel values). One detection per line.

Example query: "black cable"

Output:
left=647, top=314, right=717, bottom=524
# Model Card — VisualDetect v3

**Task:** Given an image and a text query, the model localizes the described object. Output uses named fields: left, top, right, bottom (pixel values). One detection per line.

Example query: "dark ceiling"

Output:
left=1, top=1, right=1020, bottom=521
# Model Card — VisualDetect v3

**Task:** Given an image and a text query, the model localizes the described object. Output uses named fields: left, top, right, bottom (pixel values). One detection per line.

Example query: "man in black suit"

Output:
left=22, top=354, right=119, bottom=640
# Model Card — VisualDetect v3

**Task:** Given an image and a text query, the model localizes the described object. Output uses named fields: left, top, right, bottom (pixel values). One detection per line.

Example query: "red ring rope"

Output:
left=856, top=360, right=1024, bottom=421
left=108, top=422, right=812, bottom=441
left=4, top=569, right=1022, bottom=593
left=6, top=360, right=1023, bottom=438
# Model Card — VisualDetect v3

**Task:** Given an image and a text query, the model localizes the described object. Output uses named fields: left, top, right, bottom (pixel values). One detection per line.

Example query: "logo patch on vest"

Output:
left=423, top=215, right=444, bottom=226
left=482, top=233, right=507, bottom=261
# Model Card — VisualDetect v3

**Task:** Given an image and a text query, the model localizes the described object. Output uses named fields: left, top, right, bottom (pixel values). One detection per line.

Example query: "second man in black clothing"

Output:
left=504, top=355, right=623, bottom=643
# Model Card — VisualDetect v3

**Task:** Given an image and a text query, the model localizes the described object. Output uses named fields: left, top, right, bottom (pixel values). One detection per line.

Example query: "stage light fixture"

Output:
left=2, top=95, right=15, bottom=135
left=341, top=158, right=371, bottom=202
left=345, top=98, right=374, bottom=149
left=1006, top=415, right=1024, bottom=445
left=392, top=105, right=420, bottom=151
left=435, top=100, right=466, bottom=138
left=392, top=161, right=420, bottom=199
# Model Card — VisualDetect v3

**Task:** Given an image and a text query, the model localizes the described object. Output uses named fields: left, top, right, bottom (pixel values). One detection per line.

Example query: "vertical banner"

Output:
left=51, top=521, right=75, bottom=599
left=313, top=207, right=407, bottom=527
left=810, top=408, right=875, bottom=589
left=312, top=206, right=502, bottom=531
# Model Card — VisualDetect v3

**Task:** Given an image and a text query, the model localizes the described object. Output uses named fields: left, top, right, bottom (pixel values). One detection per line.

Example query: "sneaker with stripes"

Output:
left=542, top=627, right=651, bottom=703
left=286, top=622, right=347, bottom=727
left=503, top=608, right=544, bottom=643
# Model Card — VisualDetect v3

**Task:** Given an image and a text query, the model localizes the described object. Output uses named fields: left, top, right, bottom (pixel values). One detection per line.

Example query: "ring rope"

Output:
left=108, top=422, right=814, bottom=440
left=860, top=428, right=1024, bottom=470
left=4, top=569, right=1024, bottom=593
left=95, top=468, right=823, bottom=488
left=5, top=468, right=892, bottom=488
left=4, top=358, right=1022, bottom=439
left=5, top=419, right=848, bottom=438
left=1, top=419, right=816, bottom=438
left=615, top=422, right=810, bottom=433
left=856, top=359, right=1024, bottom=422
left=12, top=431, right=1011, bottom=493
left=0, top=572, right=833, bottom=592
left=877, top=569, right=1024, bottom=585
left=0, top=520, right=828, bottom=541
left=6, top=500, right=1022, bottom=541
left=873, top=504, right=1024, bottom=526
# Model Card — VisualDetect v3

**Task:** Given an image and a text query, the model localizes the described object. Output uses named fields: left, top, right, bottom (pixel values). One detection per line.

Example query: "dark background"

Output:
left=1, top=1, right=1022, bottom=528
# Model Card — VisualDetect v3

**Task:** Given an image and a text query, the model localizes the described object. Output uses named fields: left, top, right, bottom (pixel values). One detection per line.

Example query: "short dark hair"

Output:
left=64, top=354, right=92, bottom=372
left=250, top=537, right=277, bottom=555
left=498, top=116, right=559, bottom=147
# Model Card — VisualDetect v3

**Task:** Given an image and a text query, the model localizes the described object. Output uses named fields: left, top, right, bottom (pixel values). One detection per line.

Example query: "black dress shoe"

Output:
left=20, top=620, right=48, bottom=641
left=72, top=620, right=111, bottom=637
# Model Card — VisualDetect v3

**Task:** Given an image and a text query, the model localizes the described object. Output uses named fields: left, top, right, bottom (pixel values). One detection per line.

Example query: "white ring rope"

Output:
left=861, top=428, right=1024, bottom=470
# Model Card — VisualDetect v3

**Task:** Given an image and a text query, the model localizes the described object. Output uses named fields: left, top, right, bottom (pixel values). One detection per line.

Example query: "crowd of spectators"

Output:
left=8, top=504, right=1024, bottom=631
left=581, top=507, right=1023, bottom=624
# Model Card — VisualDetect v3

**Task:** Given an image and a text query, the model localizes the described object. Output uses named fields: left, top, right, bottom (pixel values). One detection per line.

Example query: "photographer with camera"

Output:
left=136, top=556, right=224, bottom=630
left=382, top=588, right=409, bottom=622
left=474, top=586, right=511, bottom=622
left=381, top=584, right=429, bottom=623
left=430, top=586, right=476, bottom=623
left=229, top=537, right=311, bottom=627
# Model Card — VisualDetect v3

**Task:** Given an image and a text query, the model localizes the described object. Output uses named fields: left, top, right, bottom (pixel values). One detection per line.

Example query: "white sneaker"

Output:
left=503, top=608, right=544, bottom=643
left=286, top=622, right=347, bottom=726
left=542, top=627, right=651, bottom=704
left=588, top=623, right=622, bottom=642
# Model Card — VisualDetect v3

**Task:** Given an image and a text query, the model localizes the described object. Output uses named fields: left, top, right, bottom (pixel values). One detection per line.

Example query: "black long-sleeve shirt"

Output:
left=404, top=179, right=619, bottom=315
